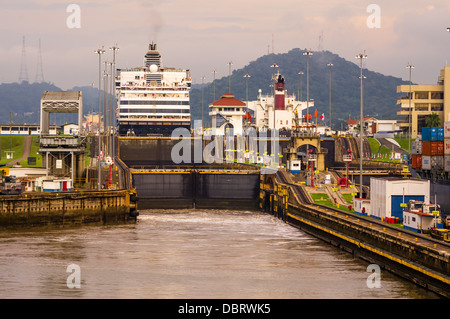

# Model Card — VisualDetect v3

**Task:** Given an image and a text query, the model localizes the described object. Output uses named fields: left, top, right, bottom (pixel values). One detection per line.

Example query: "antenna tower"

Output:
left=318, top=30, right=324, bottom=51
left=35, top=38, right=44, bottom=83
left=18, top=36, right=29, bottom=83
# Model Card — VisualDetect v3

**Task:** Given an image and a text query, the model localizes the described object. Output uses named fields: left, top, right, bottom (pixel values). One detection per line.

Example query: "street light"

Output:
left=201, top=76, right=206, bottom=130
left=94, top=46, right=105, bottom=190
left=327, top=63, right=333, bottom=131
left=298, top=71, right=304, bottom=102
left=303, top=49, right=313, bottom=131
left=228, top=61, right=233, bottom=92
left=212, top=69, right=217, bottom=101
left=355, top=52, right=367, bottom=199
left=406, top=63, right=414, bottom=160
left=109, top=44, right=119, bottom=158
left=244, top=73, right=251, bottom=125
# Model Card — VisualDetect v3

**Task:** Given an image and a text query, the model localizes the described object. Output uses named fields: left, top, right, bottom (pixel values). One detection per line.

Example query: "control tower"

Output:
left=39, top=91, right=87, bottom=184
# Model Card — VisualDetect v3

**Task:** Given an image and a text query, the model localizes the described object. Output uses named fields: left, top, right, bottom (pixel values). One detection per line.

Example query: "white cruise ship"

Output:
left=116, top=43, right=191, bottom=135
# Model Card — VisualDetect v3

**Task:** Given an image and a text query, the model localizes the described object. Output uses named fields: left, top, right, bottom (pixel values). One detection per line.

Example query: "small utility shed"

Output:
left=369, top=177, right=430, bottom=222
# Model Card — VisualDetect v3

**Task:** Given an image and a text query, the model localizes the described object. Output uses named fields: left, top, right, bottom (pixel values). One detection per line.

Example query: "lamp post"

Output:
left=298, top=71, right=304, bottom=102
left=327, top=63, right=333, bottom=131
left=303, top=49, right=313, bottom=132
left=228, top=61, right=233, bottom=92
left=94, top=46, right=105, bottom=190
left=244, top=73, right=251, bottom=125
left=406, top=63, right=414, bottom=160
left=212, top=69, right=217, bottom=101
left=356, top=52, right=367, bottom=199
left=109, top=44, right=119, bottom=159
left=201, top=75, right=205, bottom=131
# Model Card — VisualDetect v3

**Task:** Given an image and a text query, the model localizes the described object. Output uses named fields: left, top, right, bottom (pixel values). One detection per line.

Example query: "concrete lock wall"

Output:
left=0, top=190, right=132, bottom=227
left=259, top=181, right=450, bottom=298
left=133, top=172, right=260, bottom=209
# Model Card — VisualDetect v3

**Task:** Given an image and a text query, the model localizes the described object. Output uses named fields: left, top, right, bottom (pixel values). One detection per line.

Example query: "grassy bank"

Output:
left=0, top=135, right=42, bottom=168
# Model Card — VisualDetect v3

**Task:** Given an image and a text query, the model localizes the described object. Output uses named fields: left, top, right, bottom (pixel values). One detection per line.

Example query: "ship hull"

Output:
left=118, top=121, right=190, bottom=136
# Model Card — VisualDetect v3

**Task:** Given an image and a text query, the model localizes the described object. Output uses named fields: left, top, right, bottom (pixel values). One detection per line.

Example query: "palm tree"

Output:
left=425, top=112, right=441, bottom=128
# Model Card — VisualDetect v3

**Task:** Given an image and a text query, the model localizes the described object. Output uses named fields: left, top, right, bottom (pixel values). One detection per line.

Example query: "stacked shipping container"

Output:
left=445, top=122, right=450, bottom=173
left=418, top=126, right=448, bottom=172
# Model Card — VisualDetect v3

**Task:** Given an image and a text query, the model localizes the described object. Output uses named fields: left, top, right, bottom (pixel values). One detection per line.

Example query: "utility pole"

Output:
left=110, top=44, right=119, bottom=159
left=228, top=61, right=233, bottom=92
left=303, top=49, right=313, bottom=132
left=356, top=52, right=367, bottom=199
left=94, top=47, right=105, bottom=190
left=327, top=63, right=333, bottom=131
left=406, top=63, right=414, bottom=159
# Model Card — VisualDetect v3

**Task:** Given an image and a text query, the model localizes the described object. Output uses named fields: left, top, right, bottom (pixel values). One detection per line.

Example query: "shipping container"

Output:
left=445, top=138, right=450, bottom=155
left=437, top=127, right=444, bottom=141
left=422, top=127, right=437, bottom=141
left=445, top=155, right=450, bottom=172
left=422, top=155, right=431, bottom=170
left=412, top=141, right=422, bottom=155
left=411, top=154, right=422, bottom=169
left=431, top=155, right=444, bottom=170
left=444, top=122, right=450, bottom=139
left=421, top=141, right=443, bottom=156
left=369, top=177, right=429, bottom=222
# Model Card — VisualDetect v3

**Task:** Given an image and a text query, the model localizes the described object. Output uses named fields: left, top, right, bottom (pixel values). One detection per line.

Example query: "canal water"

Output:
left=0, top=209, right=439, bottom=299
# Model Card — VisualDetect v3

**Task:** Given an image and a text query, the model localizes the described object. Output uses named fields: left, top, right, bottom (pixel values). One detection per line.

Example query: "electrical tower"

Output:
left=35, top=38, right=44, bottom=83
left=18, top=36, right=29, bottom=83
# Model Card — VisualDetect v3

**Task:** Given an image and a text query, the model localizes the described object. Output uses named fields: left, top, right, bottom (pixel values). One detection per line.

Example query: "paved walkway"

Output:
left=377, top=137, right=409, bottom=156
left=6, top=135, right=32, bottom=165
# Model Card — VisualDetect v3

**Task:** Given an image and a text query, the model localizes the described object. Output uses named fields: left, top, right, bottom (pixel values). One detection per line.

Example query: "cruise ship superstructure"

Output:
left=116, top=43, right=191, bottom=135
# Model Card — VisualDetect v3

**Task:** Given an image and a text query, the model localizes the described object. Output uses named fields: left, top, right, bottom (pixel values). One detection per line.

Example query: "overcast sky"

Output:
left=1, top=0, right=450, bottom=89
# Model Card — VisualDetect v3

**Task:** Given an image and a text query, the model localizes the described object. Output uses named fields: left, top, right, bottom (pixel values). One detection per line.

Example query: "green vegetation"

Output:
left=425, top=112, right=441, bottom=128
left=189, top=49, right=408, bottom=129
left=310, top=193, right=354, bottom=213
left=366, top=137, right=406, bottom=163
left=367, top=137, right=381, bottom=155
left=20, top=136, right=42, bottom=168
left=0, top=135, right=42, bottom=168
left=341, top=193, right=354, bottom=204
left=393, top=137, right=413, bottom=152
left=0, top=136, right=26, bottom=166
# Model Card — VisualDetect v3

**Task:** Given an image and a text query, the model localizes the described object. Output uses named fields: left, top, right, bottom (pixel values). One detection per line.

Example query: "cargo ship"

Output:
left=115, top=43, right=192, bottom=136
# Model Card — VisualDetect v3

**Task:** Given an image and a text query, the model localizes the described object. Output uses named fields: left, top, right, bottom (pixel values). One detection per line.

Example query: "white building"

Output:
left=354, top=198, right=371, bottom=216
left=369, top=177, right=430, bottom=222
left=209, top=92, right=246, bottom=135
left=63, top=123, right=79, bottom=136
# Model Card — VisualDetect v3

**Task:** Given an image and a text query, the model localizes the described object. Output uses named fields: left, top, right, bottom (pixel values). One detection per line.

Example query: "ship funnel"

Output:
left=145, top=42, right=161, bottom=68
left=274, top=74, right=285, bottom=110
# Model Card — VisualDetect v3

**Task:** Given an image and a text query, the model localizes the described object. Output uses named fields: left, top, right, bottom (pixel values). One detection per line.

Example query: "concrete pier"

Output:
left=260, top=170, right=450, bottom=298
left=0, top=190, right=137, bottom=227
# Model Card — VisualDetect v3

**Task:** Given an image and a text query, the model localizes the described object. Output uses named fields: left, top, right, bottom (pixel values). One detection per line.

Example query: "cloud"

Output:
left=0, top=0, right=449, bottom=88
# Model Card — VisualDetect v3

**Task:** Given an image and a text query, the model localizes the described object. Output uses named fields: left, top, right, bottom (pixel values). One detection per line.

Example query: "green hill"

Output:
left=189, top=48, right=409, bottom=130
left=0, top=48, right=409, bottom=130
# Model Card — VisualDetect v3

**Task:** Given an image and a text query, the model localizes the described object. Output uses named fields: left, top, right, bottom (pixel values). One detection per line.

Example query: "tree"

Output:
left=425, top=112, right=441, bottom=128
